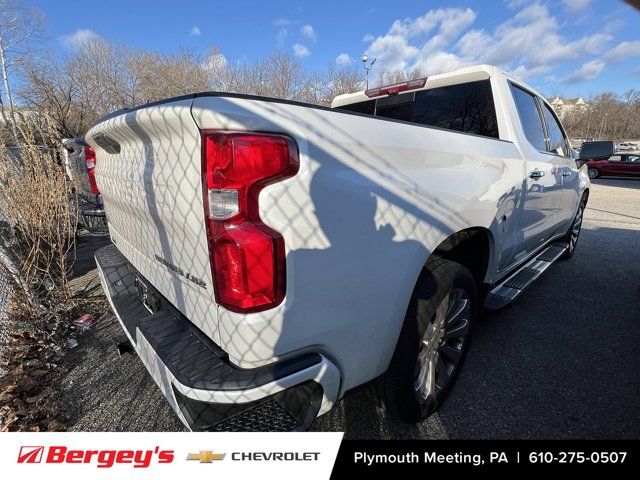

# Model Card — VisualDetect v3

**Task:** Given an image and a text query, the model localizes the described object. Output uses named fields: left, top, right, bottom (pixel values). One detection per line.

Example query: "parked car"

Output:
left=88, top=64, right=601, bottom=431
left=587, top=153, right=640, bottom=178
left=62, top=138, right=107, bottom=231
left=616, top=142, right=638, bottom=152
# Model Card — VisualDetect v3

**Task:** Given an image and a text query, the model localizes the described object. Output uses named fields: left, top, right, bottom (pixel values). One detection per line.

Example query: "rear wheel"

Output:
left=376, top=258, right=478, bottom=423
left=560, top=195, right=587, bottom=260
left=588, top=168, right=600, bottom=179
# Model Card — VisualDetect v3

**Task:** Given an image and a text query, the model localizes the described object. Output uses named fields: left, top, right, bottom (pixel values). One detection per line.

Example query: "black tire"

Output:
left=375, top=258, right=478, bottom=423
left=587, top=167, right=600, bottom=179
left=560, top=194, right=587, bottom=260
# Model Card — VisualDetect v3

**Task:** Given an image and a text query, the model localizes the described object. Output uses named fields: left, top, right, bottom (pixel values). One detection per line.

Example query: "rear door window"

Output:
left=412, top=81, right=498, bottom=137
left=509, top=84, right=547, bottom=152
left=375, top=92, right=415, bottom=122
left=338, top=99, right=375, bottom=115
left=335, top=79, right=499, bottom=139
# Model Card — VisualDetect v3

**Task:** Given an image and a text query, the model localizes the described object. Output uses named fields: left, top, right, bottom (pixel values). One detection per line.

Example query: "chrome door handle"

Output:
left=562, top=172, right=572, bottom=176
left=529, top=170, right=545, bottom=179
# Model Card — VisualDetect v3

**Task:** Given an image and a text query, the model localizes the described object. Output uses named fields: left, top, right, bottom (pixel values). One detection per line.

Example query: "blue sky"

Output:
left=32, top=0, right=640, bottom=97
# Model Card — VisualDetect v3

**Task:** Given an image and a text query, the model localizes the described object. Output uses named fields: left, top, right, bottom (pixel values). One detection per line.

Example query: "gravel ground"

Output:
left=57, top=178, right=640, bottom=437
left=59, top=233, right=185, bottom=432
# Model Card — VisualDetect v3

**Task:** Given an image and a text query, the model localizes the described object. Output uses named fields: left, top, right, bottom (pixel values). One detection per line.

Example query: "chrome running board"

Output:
left=484, top=243, right=568, bottom=311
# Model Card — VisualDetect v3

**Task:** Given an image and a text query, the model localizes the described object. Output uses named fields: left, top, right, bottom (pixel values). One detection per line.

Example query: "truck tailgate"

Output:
left=86, top=98, right=220, bottom=345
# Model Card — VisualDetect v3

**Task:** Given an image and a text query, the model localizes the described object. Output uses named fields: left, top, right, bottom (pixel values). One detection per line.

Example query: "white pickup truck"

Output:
left=88, top=64, right=610, bottom=431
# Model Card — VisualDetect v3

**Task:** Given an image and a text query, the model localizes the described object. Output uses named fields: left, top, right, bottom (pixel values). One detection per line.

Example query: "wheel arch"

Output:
left=430, top=227, right=494, bottom=287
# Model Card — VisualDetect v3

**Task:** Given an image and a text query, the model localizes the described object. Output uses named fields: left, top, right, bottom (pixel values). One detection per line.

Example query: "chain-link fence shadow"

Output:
left=87, top=93, right=507, bottom=432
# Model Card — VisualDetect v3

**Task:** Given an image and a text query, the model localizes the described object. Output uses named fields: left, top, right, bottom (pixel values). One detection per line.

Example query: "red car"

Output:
left=587, top=153, right=640, bottom=179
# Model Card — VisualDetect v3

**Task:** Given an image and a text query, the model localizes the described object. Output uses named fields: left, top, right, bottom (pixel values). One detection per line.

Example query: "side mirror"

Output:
left=579, top=141, right=614, bottom=160
left=577, top=141, right=614, bottom=169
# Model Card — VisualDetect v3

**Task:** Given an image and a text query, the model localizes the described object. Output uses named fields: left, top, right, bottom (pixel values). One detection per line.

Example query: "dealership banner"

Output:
left=330, top=440, right=638, bottom=474
left=0, top=432, right=343, bottom=479
left=2, top=434, right=639, bottom=477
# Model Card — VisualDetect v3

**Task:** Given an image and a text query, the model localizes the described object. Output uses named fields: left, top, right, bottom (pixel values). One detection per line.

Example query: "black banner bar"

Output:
left=331, top=440, right=639, bottom=476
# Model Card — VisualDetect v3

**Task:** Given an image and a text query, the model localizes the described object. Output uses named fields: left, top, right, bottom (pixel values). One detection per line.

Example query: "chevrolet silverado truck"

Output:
left=62, top=138, right=107, bottom=232
left=87, top=65, right=612, bottom=432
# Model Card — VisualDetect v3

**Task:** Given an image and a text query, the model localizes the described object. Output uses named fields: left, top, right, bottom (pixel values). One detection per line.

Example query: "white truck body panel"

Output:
left=88, top=65, right=589, bottom=421
left=89, top=99, right=221, bottom=345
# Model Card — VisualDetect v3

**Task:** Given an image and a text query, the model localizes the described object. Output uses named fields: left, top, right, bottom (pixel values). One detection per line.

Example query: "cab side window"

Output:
left=608, top=155, right=622, bottom=162
left=540, top=102, right=570, bottom=157
left=510, top=84, right=547, bottom=151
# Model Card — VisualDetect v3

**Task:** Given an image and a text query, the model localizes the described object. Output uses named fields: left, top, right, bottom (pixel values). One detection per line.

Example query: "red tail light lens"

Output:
left=84, top=145, right=100, bottom=195
left=84, top=145, right=96, bottom=167
left=202, top=131, right=299, bottom=313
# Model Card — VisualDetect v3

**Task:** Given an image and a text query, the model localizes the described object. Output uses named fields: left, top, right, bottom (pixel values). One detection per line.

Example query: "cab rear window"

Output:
left=335, top=79, right=499, bottom=139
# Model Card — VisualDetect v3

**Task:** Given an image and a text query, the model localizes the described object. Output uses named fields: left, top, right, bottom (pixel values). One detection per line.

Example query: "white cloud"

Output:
left=273, top=18, right=296, bottom=26
left=336, top=53, right=352, bottom=65
left=362, top=33, right=375, bottom=42
left=292, top=43, right=310, bottom=58
left=561, top=59, right=605, bottom=83
left=562, top=0, right=591, bottom=12
left=277, top=28, right=289, bottom=45
left=300, top=24, right=317, bottom=41
left=604, top=41, right=640, bottom=63
left=190, top=26, right=201, bottom=37
left=506, top=0, right=531, bottom=8
left=361, top=3, right=613, bottom=82
left=388, top=8, right=476, bottom=40
left=60, top=28, right=100, bottom=49
left=367, top=34, right=419, bottom=72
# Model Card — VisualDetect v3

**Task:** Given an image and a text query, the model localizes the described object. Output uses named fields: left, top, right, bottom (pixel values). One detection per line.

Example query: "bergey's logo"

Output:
left=17, top=446, right=174, bottom=468
left=18, top=446, right=44, bottom=464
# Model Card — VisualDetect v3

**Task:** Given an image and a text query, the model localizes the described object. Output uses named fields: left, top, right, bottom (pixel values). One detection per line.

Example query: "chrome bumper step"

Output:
left=484, top=243, right=568, bottom=311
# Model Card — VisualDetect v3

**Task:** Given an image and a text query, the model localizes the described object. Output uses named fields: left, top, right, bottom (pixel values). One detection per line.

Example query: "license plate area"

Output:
left=134, top=275, right=163, bottom=314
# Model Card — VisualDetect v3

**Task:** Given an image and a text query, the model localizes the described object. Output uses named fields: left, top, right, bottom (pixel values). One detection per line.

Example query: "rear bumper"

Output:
left=94, top=244, right=340, bottom=431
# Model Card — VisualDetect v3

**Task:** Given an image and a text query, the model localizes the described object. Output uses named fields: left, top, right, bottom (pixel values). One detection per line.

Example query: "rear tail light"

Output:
left=202, top=131, right=299, bottom=313
left=84, top=145, right=96, bottom=169
left=84, top=145, right=100, bottom=195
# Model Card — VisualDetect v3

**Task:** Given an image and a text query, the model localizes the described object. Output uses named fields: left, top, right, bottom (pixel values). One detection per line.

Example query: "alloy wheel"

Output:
left=414, top=288, right=471, bottom=402
left=569, top=205, right=584, bottom=252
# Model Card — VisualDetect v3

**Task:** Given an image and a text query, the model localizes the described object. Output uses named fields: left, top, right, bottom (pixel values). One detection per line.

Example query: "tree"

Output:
left=0, top=0, right=43, bottom=144
left=20, top=55, right=93, bottom=138
left=20, top=37, right=212, bottom=137
left=321, top=63, right=363, bottom=105
left=561, top=91, right=640, bottom=142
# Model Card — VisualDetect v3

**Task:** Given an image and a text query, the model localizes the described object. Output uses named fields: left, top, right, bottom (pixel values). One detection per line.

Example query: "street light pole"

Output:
left=362, top=55, right=377, bottom=90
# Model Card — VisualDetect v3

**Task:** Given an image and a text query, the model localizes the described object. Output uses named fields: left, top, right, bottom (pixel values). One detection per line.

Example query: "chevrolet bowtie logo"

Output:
left=186, top=451, right=226, bottom=463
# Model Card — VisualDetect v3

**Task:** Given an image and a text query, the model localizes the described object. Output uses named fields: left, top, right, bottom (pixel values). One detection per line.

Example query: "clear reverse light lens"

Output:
left=208, top=188, right=239, bottom=220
